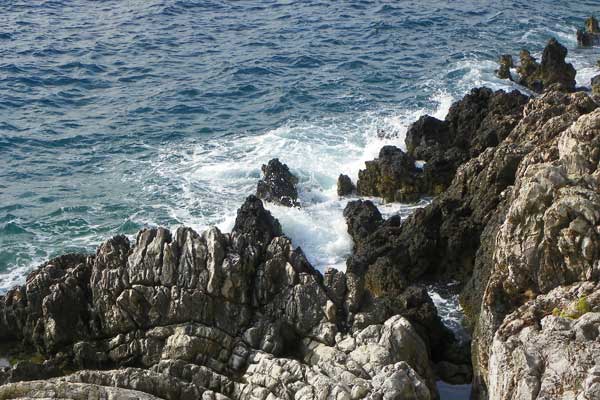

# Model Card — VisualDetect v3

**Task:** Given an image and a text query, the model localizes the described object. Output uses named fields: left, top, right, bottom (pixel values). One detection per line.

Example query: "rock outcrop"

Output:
left=499, top=38, right=577, bottom=93
left=4, top=44, right=600, bottom=400
left=356, top=88, right=528, bottom=203
left=487, top=282, right=600, bottom=400
left=256, top=158, right=299, bottom=207
left=577, top=16, right=600, bottom=47
left=337, top=174, right=356, bottom=196
left=348, top=84, right=600, bottom=398
left=0, top=195, right=448, bottom=399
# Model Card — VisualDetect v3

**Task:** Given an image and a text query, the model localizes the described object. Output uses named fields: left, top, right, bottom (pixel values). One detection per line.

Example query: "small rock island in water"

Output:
left=1, top=12, right=600, bottom=400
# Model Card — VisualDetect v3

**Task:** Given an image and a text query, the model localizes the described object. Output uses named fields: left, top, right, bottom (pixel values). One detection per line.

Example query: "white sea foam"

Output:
left=150, top=92, right=456, bottom=272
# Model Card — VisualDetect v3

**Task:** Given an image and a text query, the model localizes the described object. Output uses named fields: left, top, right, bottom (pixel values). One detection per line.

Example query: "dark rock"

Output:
left=232, top=195, right=282, bottom=250
left=343, top=200, right=383, bottom=245
left=405, top=115, right=450, bottom=161
left=358, top=88, right=528, bottom=202
left=356, top=145, right=421, bottom=202
left=336, top=174, right=355, bottom=196
left=256, top=158, right=299, bottom=207
left=577, top=16, right=600, bottom=47
left=495, top=54, right=514, bottom=80
left=515, top=38, right=576, bottom=93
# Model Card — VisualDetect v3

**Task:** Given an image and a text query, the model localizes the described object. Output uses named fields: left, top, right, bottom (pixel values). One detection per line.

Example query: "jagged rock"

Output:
left=469, top=92, right=599, bottom=397
left=337, top=174, right=356, bottom=196
left=487, top=282, right=600, bottom=400
left=343, top=200, right=384, bottom=245
left=256, top=158, right=299, bottom=207
left=513, top=38, right=576, bottom=93
left=346, top=88, right=599, bottom=398
left=577, top=16, right=600, bottom=47
left=0, top=194, right=444, bottom=399
left=357, top=89, right=527, bottom=201
left=495, top=54, right=514, bottom=80
left=356, top=146, right=422, bottom=202
left=405, top=115, right=450, bottom=161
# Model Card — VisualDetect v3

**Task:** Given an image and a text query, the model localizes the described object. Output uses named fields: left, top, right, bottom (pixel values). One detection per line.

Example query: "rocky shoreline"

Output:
left=1, top=33, right=600, bottom=400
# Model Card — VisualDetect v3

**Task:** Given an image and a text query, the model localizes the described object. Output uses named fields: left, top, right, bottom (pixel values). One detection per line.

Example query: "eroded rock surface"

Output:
left=256, top=158, right=299, bottom=207
left=357, top=88, right=528, bottom=202
left=0, top=195, right=443, bottom=399
left=488, top=282, right=600, bottom=400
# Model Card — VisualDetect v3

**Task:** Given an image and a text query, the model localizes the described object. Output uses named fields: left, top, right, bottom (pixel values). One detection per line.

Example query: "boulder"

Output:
left=357, top=146, right=422, bottom=202
left=256, top=158, right=299, bottom=207
left=337, top=173, right=356, bottom=196
left=343, top=200, right=384, bottom=245
left=577, top=16, right=600, bottom=47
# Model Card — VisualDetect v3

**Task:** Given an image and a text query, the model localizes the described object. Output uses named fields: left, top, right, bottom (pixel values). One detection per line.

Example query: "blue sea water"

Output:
left=1, top=0, right=600, bottom=294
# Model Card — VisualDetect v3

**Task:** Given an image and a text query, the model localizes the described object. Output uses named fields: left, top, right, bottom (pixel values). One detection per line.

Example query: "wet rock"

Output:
left=577, top=16, right=600, bottom=47
left=357, top=88, right=527, bottom=202
left=337, top=174, right=356, bottom=196
left=256, top=158, right=299, bottom=207
left=357, top=146, right=421, bottom=202
left=495, top=54, right=513, bottom=80
left=405, top=115, right=450, bottom=161
left=514, top=38, right=576, bottom=93
left=343, top=200, right=384, bottom=245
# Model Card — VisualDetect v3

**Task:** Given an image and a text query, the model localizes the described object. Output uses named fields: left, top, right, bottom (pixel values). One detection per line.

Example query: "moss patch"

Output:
left=552, top=296, right=592, bottom=319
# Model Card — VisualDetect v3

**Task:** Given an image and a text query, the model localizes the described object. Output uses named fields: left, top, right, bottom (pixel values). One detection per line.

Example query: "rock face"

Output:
left=500, top=38, right=577, bottom=93
left=348, top=85, right=600, bottom=399
left=357, top=88, right=528, bottom=202
left=487, top=282, right=600, bottom=400
left=592, top=74, right=600, bottom=96
left=256, top=158, right=299, bottom=207
left=577, top=16, right=600, bottom=47
left=0, top=195, right=445, bottom=400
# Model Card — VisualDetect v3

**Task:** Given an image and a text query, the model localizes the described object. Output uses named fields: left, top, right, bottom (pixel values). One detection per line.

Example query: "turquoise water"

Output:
left=1, top=1, right=600, bottom=291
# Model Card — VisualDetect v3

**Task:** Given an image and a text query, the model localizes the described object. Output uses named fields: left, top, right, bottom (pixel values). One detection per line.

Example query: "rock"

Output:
left=0, top=193, right=444, bottom=400
left=470, top=92, right=599, bottom=397
left=514, top=38, right=576, bottom=93
left=343, top=200, right=384, bottom=245
left=345, top=88, right=599, bottom=397
left=357, top=146, right=421, bottom=202
left=495, top=54, right=513, bottom=80
left=232, top=194, right=282, bottom=251
left=487, top=282, right=600, bottom=400
left=577, top=16, right=600, bottom=47
left=337, top=174, right=356, bottom=196
left=592, top=74, right=600, bottom=95
left=256, top=158, right=299, bottom=207
left=405, top=115, right=450, bottom=161
left=357, top=88, right=527, bottom=202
